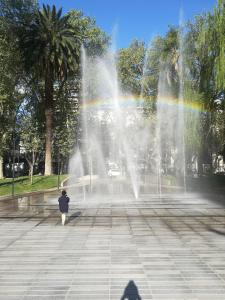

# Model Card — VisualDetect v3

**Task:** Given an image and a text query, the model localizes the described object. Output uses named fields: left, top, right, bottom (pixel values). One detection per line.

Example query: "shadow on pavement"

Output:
left=121, top=280, right=142, bottom=300
left=208, top=228, right=225, bottom=236
left=66, top=211, right=82, bottom=224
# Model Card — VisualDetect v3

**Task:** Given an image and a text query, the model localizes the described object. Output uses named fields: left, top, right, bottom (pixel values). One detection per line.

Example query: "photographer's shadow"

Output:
left=121, top=280, right=142, bottom=300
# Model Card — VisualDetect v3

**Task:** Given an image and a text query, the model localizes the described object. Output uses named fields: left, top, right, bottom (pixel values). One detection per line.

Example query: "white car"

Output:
left=108, top=168, right=121, bottom=177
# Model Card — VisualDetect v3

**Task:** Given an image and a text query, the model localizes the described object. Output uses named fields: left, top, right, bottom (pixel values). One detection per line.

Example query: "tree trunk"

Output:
left=0, top=156, right=3, bottom=179
left=25, top=154, right=34, bottom=184
left=44, top=67, right=54, bottom=176
left=30, top=164, right=34, bottom=185
left=198, top=150, right=203, bottom=177
left=30, top=151, right=35, bottom=185
left=44, top=108, right=53, bottom=175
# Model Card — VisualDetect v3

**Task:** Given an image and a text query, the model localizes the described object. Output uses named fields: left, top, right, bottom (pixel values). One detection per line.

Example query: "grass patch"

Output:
left=0, top=175, right=68, bottom=197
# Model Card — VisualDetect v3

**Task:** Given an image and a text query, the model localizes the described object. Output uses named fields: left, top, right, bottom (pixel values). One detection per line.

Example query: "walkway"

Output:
left=1, top=191, right=225, bottom=299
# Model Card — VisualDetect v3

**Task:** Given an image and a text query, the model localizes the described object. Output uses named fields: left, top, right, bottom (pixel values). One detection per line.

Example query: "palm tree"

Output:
left=20, top=4, right=80, bottom=175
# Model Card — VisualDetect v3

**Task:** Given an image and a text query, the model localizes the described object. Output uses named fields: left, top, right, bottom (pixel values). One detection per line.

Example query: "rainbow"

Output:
left=80, top=95, right=205, bottom=113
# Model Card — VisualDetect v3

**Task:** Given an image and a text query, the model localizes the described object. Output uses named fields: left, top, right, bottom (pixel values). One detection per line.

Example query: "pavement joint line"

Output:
left=1, top=214, right=225, bottom=219
left=0, top=224, right=37, bottom=253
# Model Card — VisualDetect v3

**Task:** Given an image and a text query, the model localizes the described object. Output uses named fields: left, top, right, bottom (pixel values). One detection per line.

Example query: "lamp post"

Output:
left=12, top=132, right=15, bottom=196
left=12, top=115, right=16, bottom=197
left=57, top=147, right=60, bottom=190
left=11, top=85, right=25, bottom=196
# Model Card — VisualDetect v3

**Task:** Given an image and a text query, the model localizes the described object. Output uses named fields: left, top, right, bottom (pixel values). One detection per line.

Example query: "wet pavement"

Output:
left=1, top=191, right=225, bottom=299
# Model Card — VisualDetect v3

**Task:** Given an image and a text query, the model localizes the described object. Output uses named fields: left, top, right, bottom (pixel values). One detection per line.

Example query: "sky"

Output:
left=39, top=0, right=217, bottom=48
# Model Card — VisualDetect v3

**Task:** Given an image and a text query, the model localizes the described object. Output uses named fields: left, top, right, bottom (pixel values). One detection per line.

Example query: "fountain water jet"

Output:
left=69, top=48, right=143, bottom=199
left=69, top=26, right=187, bottom=199
left=154, top=20, right=186, bottom=193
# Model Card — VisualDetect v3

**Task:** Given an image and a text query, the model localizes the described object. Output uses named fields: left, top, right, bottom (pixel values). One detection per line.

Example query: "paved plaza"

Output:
left=1, top=191, right=225, bottom=299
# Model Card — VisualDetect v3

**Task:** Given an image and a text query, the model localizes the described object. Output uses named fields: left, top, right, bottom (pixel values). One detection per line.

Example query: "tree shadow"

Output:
left=0, top=178, right=26, bottom=187
left=121, top=280, right=142, bottom=300
left=208, top=228, right=225, bottom=236
left=32, top=177, right=45, bottom=185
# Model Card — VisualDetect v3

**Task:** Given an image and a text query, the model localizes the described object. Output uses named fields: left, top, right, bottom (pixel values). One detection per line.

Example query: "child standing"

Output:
left=58, top=190, right=70, bottom=225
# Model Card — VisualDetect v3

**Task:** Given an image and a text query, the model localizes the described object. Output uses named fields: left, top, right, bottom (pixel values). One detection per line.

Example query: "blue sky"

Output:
left=39, top=0, right=217, bottom=48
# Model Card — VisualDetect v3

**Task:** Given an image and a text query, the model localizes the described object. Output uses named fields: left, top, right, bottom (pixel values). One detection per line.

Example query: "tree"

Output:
left=141, top=36, right=164, bottom=100
left=51, top=10, right=110, bottom=172
left=67, top=10, right=110, bottom=57
left=19, top=4, right=81, bottom=175
left=0, top=30, right=13, bottom=177
left=210, top=0, right=225, bottom=92
left=0, top=1, right=28, bottom=178
left=143, top=29, right=180, bottom=115
left=19, top=111, right=43, bottom=184
left=0, top=2, right=110, bottom=177
left=117, top=40, right=145, bottom=95
left=185, top=0, right=225, bottom=172
left=53, top=80, right=79, bottom=174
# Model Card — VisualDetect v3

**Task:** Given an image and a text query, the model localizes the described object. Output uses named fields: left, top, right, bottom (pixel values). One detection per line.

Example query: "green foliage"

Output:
left=53, top=80, right=79, bottom=160
left=184, top=87, right=204, bottom=158
left=117, top=28, right=180, bottom=102
left=117, top=39, right=145, bottom=95
left=212, top=0, right=225, bottom=91
left=18, top=108, right=44, bottom=174
left=141, top=36, right=164, bottom=99
left=184, top=0, right=225, bottom=166
left=186, top=0, right=224, bottom=99
left=67, top=10, right=110, bottom=57
left=0, top=9, right=24, bottom=156
left=20, top=4, right=81, bottom=80
left=0, top=174, right=68, bottom=196
left=17, top=4, right=85, bottom=174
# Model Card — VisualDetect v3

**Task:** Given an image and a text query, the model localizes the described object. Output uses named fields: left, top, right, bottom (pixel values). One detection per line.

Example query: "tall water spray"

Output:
left=69, top=48, right=144, bottom=199
left=178, top=12, right=187, bottom=191
left=69, top=23, right=187, bottom=200
left=155, top=22, right=186, bottom=193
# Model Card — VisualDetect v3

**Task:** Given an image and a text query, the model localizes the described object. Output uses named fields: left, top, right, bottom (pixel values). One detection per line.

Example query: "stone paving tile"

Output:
left=1, top=192, right=225, bottom=299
